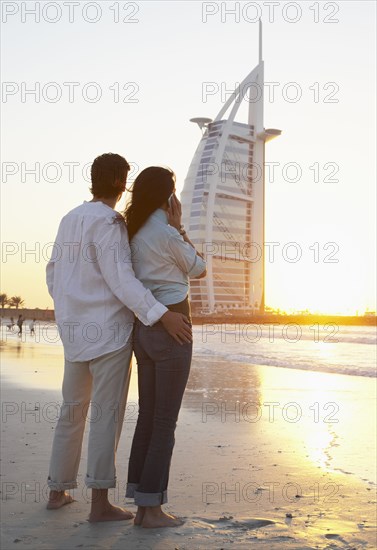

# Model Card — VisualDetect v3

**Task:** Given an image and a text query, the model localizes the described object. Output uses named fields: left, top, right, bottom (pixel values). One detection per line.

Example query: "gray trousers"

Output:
left=48, top=344, right=132, bottom=490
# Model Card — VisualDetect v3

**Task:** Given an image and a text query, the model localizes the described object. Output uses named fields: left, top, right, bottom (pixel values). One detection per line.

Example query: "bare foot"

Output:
left=46, top=491, right=74, bottom=510
left=134, top=506, right=145, bottom=526
left=141, top=509, right=184, bottom=529
left=88, top=504, right=134, bottom=523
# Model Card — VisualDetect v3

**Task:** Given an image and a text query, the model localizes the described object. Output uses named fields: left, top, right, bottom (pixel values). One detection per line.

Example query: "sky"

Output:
left=1, top=0, right=376, bottom=314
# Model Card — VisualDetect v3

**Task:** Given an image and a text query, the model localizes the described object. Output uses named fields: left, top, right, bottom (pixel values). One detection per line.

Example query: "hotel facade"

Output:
left=181, top=23, right=281, bottom=314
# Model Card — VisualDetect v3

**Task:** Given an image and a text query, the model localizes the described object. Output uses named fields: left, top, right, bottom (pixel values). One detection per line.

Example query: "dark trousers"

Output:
left=126, top=319, right=192, bottom=506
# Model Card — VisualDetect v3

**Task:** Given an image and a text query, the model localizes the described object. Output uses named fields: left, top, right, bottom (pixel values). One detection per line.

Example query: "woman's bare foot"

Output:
left=141, top=506, right=184, bottom=529
left=133, top=506, right=179, bottom=526
left=134, top=506, right=145, bottom=526
left=46, top=490, right=74, bottom=510
left=88, top=503, right=134, bottom=523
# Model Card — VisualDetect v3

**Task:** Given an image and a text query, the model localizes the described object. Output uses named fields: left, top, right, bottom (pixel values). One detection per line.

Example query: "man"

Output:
left=46, top=153, right=192, bottom=522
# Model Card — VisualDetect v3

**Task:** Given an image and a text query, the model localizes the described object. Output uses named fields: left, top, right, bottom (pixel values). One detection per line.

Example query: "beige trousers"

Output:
left=47, top=344, right=132, bottom=490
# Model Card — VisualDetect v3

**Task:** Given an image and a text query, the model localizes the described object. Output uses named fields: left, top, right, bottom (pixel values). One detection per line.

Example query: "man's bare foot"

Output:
left=46, top=490, right=74, bottom=510
left=141, top=507, right=184, bottom=529
left=88, top=503, right=134, bottom=523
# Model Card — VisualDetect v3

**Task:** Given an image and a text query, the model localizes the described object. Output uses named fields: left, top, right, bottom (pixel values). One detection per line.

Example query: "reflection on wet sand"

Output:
left=184, top=356, right=377, bottom=486
left=2, top=340, right=376, bottom=486
left=184, top=357, right=262, bottom=410
left=1, top=339, right=376, bottom=548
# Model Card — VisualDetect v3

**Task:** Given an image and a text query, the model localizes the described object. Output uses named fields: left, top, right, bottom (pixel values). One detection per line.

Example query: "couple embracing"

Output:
left=45, top=153, right=206, bottom=527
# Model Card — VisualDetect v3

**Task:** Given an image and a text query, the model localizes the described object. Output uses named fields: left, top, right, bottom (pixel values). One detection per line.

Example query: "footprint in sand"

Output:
left=195, top=517, right=275, bottom=530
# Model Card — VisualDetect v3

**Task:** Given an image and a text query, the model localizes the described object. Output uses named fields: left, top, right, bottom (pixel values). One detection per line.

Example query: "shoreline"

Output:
left=191, top=314, right=377, bottom=327
left=2, top=311, right=376, bottom=326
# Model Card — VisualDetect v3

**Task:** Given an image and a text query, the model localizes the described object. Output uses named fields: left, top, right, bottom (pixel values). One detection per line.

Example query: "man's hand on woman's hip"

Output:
left=160, top=311, right=192, bottom=344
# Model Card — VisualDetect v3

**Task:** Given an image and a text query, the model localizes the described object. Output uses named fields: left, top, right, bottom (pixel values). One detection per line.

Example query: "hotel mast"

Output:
left=181, top=21, right=281, bottom=314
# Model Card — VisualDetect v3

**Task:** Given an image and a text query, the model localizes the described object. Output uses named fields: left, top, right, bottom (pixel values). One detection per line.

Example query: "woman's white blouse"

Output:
left=131, top=209, right=206, bottom=306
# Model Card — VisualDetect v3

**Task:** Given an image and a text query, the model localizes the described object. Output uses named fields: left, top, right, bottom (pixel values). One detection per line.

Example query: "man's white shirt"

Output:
left=46, top=201, right=168, bottom=362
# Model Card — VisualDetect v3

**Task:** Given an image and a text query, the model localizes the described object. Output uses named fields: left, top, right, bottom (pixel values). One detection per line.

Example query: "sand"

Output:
left=1, top=338, right=376, bottom=549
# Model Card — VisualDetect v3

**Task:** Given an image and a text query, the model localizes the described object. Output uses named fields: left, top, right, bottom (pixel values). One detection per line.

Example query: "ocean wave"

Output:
left=193, top=348, right=377, bottom=378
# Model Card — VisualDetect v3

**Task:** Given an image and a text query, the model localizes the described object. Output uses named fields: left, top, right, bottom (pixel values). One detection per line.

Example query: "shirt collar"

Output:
left=83, top=200, right=115, bottom=213
left=150, top=208, right=168, bottom=224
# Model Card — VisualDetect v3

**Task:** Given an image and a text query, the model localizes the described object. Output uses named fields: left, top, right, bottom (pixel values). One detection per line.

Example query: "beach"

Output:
left=1, top=330, right=376, bottom=549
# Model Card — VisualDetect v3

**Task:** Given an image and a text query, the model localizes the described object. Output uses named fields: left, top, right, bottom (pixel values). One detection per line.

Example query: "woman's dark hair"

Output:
left=90, top=153, right=130, bottom=198
left=124, top=166, right=175, bottom=240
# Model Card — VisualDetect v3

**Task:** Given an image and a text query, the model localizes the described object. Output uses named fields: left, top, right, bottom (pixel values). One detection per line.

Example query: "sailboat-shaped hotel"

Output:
left=181, top=21, right=281, bottom=314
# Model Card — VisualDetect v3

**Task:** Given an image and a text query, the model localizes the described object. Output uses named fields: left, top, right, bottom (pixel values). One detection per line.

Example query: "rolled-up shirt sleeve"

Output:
left=96, top=218, right=168, bottom=325
left=167, top=233, right=206, bottom=278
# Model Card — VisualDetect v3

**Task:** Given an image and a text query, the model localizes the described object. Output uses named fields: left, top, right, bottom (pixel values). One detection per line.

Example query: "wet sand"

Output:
left=1, top=338, right=376, bottom=549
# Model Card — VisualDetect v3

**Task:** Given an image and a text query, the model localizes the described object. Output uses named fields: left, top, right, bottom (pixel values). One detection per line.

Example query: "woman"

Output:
left=124, top=166, right=206, bottom=528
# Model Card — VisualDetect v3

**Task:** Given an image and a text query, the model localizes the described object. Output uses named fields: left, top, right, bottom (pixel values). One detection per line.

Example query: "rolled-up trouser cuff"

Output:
left=125, top=482, right=138, bottom=498
left=134, top=489, right=168, bottom=506
left=85, top=476, right=116, bottom=489
left=47, top=477, right=77, bottom=491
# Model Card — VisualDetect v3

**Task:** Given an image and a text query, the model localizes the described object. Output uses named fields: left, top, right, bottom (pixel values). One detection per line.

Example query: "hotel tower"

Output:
left=180, top=21, right=281, bottom=314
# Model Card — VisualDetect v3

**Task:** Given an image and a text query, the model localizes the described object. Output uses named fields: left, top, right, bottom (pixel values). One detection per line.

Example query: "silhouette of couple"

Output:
left=46, top=153, right=206, bottom=527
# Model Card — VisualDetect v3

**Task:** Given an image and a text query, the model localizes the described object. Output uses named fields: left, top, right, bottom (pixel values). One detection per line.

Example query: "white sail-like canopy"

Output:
left=181, top=21, right=281, bottom=314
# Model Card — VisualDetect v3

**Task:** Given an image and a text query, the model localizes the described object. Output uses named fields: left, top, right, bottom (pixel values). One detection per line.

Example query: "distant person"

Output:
left=29, top=318, right=36, bottom=336
left=6, top=316, right=15, bottom=331
left=16, top=315, right=23, bottom=337
left=45, top=153, right=192, bottom=523
left=124, top=167, right=206, bottom=528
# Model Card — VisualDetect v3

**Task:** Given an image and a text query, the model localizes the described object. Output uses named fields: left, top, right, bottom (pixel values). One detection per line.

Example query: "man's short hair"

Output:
left=90, top=153, right=130, bottom=198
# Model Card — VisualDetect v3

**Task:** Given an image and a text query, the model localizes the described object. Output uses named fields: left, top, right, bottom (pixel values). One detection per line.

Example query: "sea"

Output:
left=1, top=319, right=376, bottom=378
left=192, top=322, right=377, bottom=378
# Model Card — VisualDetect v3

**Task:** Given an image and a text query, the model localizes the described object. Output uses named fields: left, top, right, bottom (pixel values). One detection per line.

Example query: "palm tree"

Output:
left=8, top=296, right=25, bottom=309
left=0, top=293, right=8, bottom=309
